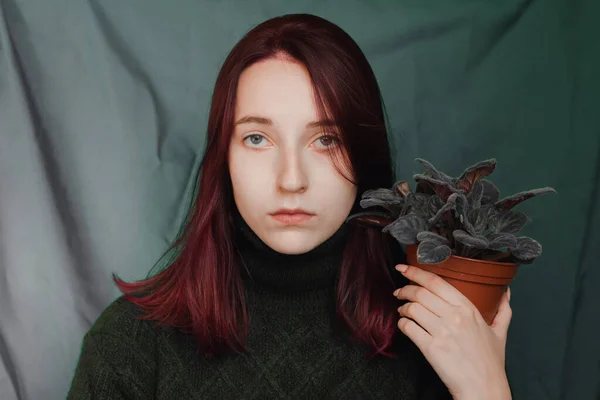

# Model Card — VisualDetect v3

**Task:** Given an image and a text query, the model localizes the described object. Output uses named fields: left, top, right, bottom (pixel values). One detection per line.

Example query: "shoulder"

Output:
left=68, top=296, right=160, bottom=398
left=84, top=295, right=166, bottom=359
left=83, top=295, right=161, bottom=362
left=88, top=295, right=153, bottom=336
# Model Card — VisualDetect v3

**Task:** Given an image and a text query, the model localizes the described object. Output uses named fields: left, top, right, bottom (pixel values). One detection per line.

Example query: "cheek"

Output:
left=228, top=151, right=271, bottom=208
left=315, top=169, right=357, bottom=213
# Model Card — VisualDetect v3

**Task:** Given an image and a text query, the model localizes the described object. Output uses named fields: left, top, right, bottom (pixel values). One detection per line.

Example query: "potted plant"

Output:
left=346, top=158, right=556, bottom=324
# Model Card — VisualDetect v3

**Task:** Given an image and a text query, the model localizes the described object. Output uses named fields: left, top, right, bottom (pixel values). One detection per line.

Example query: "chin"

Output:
left=265, top=231, right=321, bottom=255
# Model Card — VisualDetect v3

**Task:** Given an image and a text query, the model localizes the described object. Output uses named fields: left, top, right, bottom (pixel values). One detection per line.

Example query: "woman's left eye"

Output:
left=313, top=135, right=338, bottom=149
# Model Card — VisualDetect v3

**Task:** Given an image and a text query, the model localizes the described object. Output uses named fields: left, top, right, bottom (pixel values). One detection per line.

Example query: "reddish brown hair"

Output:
left=115, top=13, right=401, bottom=358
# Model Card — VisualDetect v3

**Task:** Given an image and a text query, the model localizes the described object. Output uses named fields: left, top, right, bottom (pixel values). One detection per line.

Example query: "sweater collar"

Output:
left=232, top=209, right=348, bottom=294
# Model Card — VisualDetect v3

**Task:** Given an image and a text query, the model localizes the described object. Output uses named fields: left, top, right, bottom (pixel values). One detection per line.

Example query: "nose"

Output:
left=276, top=148, right=308, bottom=193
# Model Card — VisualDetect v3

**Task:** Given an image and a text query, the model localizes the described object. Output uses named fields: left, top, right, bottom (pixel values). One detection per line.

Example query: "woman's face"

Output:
left=228, top=57, right=357, bottom=255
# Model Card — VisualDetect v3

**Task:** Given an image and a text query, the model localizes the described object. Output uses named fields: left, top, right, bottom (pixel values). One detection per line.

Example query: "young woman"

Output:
left=68, top=13, right=512, bottom=400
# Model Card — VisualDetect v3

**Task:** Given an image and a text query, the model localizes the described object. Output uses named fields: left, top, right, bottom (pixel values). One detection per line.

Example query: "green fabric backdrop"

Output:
left=0, top=0, right=597, bottom=399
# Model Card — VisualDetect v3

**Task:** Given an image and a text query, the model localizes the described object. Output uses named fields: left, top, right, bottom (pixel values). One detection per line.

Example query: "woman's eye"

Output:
left=313, top=135, right=338, bottom=149
left=243, top=134, right=269, bottom=148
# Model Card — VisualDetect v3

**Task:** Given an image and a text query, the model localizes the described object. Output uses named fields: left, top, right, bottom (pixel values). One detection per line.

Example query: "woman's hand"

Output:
left=393, top=263, right=512, bottom=400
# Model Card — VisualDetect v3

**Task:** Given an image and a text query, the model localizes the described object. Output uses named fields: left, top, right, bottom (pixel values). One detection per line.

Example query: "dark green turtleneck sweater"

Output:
left=67, top=216, right=452, bottom=399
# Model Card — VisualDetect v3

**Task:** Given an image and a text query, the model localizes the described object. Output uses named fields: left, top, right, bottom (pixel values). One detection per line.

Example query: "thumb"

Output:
left=491, top=287, right=512, bottom=341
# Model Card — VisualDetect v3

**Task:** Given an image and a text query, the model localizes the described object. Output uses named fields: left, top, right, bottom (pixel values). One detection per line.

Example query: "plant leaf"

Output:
left=415, top=158, right=454, bottom=183
left=382, top=214, right=428, bottom=244
left=455, top=159, right=497, bottom=192
left=417, top=240, right=452, bottom=264
left=428, top=194, right=458, bottom=226
left=454, top=193, right=469, bottom=215
left=453, top=193, right=474, bottom=232
left=360, top=198, right=402, bottom=209
left=404, top=193, right=431, bottom=219
left=467, top=208, right=488, bottom=236
left=407, top=193, right=430, bottom=208
left=487, top=233, right=518, bottom=250
left=467, top=180, right=484, bottom=208
left=453, top=230, right=489, bottom=249
left=393, top=180, right=412, bottom=198
left=345, top=211, right=394, bottom=228
left=429, top=194, right=445, bottom=215
left=428, top=195, right=445, bottom=215
left=494, top=187, right=556, bottom=212
left=359, top=198, right=404, bottom=214
left=489, top=211, right=531, bottom=234
left=416, top=231, right=449, bottom=244
left=360, top=188, right=405, bottom=215
left=361, top=188, right=400, bottom=203
left=413, top=174, right=459, bottom=201
left=415, top=179, right=436, bottom=196
left=512, top=236, right=542, bottom=260
left=480, top=179, right=500, bottom=205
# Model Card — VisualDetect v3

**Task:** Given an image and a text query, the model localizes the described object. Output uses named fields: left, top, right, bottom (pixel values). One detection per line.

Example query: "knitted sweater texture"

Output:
left=68, top=217, right=451, bottom=399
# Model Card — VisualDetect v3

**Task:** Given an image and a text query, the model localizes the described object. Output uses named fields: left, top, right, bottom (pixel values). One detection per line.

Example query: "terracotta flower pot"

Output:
left=405, top=244, right=519, bottom=325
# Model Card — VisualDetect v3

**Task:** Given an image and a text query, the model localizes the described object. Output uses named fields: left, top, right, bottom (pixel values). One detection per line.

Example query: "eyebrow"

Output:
left=234, top=115, right=339, bottom=129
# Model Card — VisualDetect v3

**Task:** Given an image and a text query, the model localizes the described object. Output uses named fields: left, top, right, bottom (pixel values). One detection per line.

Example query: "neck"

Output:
left=232, top=209, right=349, bottom=310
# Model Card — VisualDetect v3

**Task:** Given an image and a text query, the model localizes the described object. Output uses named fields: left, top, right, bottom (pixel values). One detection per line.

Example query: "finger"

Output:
left=397, top=317, right=432, bottom=351
left=491, top=288, right=512, bottom=340
left=394, top=284, right=450, bottom=317
left=396, top=264, right=468, bottom=307
left=398, top=301, right=441, bottom=336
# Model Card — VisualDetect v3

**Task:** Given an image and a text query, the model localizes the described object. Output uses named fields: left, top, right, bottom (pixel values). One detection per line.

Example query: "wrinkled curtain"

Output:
left=0, top=0, right=597, bottom=399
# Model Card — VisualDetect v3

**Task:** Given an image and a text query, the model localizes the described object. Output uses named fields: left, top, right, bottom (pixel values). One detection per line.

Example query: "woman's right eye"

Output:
left=243, top=134, right=269, bottom=148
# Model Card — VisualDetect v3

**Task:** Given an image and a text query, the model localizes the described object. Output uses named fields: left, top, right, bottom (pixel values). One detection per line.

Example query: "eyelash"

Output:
left=242, top=133, right=339, bottom=150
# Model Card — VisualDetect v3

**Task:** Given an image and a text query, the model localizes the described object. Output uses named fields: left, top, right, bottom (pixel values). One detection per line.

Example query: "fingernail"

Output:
left=395, top=264, right=408, bottom=273
left=393, top=289, right=400, bottom=297
left=507, top=287, right=511, bottom=301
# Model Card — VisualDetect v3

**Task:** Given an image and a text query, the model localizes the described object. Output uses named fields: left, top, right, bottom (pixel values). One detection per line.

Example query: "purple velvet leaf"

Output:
left=467, top=180, right=484, bottom=208
left=487, top=233, right=518, bottom=250
left=467, top=208, right=488, bottom=236
left=360, top=188, right=405, bottom=215
left=359, top=200, right=404, bottom=216
left=417, top=240, right=452, bottom=264
left=428, top=195, right=445, bottom=215
left=415, top=158, right=454, bottom=183
left=393, top=180, right=412, bottom=198
left=494, top=187, right=556, bottom=212
left=489, top=210, right=531, bottom=234
left=361, top=188, right=401, bottom=203
left=453, top=193, right=474, bottom=231
left=480, top=179, right=500, bottom=205
left=402, top=193, right=431, bottom=219
left=415, top=179, right=436, bottom=196
left=382, top=214, right=428, bottom=244
left=417, top=231, right=449, bottom=244
left=453, top=230, right=489, bottom=249
left=407, top=193, right=431, bottom=213
left=407, top=193, right=431, bottom=207
left=455, top=159, right=497, bottom=192
left=512, top=236, right=542, bottom=260
left=428, top=194, right=458, bottom=226
left=413, top=174, right=460, bottom=201
left=345, top=211, right=394, bottom=228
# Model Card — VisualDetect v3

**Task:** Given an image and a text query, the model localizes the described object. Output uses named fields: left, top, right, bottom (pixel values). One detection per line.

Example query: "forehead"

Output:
left=235, top=58, right=319, bottom=120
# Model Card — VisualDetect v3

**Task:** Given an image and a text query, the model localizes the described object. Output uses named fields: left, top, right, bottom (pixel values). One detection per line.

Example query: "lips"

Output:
left=270, top=208, right=315, bottom=224
left=272, top=208, right=314, bottom=215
